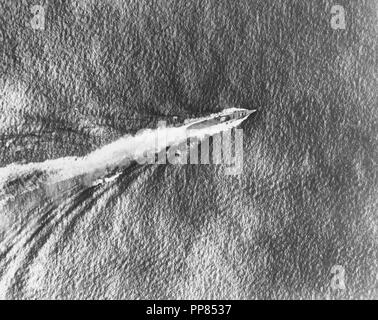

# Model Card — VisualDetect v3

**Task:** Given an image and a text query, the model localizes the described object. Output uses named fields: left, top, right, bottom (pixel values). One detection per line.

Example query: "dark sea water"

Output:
left=0, top=0, right=377, bottom=299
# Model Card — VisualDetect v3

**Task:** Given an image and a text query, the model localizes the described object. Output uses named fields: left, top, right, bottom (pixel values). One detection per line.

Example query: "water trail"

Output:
left=0, top=108, right=254, bottom=295
left=0, top=108, right=254, bottom=201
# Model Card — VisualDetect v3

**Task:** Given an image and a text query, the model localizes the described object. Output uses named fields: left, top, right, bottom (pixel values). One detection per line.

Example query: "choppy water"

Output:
left=0, top=0, right=377, bottom=299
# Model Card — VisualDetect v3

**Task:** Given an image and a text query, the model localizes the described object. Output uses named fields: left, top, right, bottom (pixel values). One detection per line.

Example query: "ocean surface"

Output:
left=0, top=0, right=377, bottom=299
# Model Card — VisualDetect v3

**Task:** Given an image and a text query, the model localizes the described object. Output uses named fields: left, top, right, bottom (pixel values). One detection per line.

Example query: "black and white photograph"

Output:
left=0, top=0, right=377, bottom=301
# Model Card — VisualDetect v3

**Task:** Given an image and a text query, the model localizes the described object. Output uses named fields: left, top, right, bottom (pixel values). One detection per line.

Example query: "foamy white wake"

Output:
left=0, top=108, right=252, bottom=199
